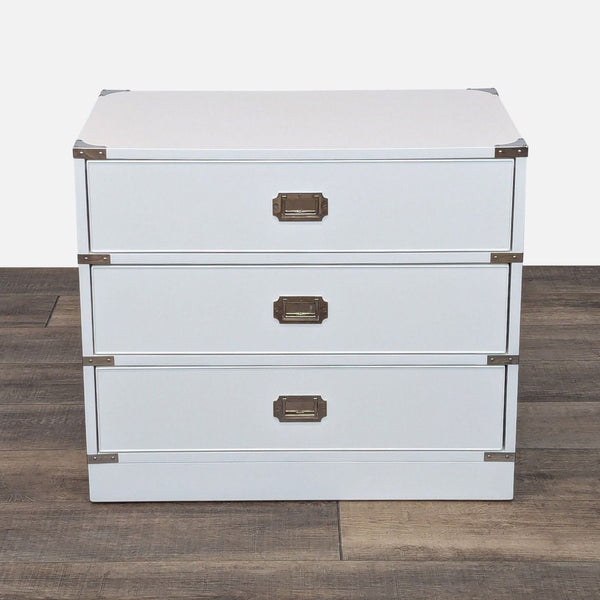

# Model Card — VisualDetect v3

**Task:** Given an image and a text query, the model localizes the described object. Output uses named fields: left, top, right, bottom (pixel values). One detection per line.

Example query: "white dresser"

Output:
left=74, top=89, right=526, bottom=501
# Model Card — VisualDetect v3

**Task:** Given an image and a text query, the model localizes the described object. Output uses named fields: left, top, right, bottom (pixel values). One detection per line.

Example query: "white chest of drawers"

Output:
left=74, top=89, right=526, bottom=501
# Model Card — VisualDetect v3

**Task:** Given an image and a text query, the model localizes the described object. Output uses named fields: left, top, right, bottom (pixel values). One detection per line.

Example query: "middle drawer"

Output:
left=91, top=265, right=509, bottom=354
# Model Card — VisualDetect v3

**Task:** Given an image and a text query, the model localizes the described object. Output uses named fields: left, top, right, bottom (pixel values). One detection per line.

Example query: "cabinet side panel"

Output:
left=83, top=366, right=98, bottom=454
left=74, top=158, right=90, bottom=253
left=507, top=263, right=523, bottom=356
left=504, top=364, right=519, bottom=452
left=512, top=157, right=527, bottom=253
left=78, top=265, right=93, bottom=355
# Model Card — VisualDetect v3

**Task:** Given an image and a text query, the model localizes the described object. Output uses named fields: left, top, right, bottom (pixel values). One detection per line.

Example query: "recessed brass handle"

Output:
left=273, top=193, right=328, bottom=221
left=273, top=396, right=327, bottom=422
left=273, top=296, right=328, bottom=324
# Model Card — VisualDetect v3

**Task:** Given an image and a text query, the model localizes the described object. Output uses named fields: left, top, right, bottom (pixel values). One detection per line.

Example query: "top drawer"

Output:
left=86, top=160, right=514, bottom=253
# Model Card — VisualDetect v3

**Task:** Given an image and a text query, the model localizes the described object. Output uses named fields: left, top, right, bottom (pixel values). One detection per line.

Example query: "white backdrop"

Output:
left=1, top=0, right=598, bottom=266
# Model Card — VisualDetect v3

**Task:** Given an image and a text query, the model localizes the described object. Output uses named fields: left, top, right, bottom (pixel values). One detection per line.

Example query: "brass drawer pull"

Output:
left=273, top=396, right=327, bottom=422
left=272, top=192, right=328, bottom=221
left=273, top=296, right=328, bottom=324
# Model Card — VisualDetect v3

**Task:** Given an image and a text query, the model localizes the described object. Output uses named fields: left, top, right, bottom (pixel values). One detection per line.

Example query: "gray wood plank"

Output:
left=47, top=296, right=80, bottom=328
left=518, top=402, right=600, bottom=449
left=0, top=404, right=85, bottom=450
left=0, top=295, right=57, bottom=328
left=523, top=265, right=600, bottom=289
left=521, top=266, right=600, bottom=325
left=1, top=561, right=598, bottom=600
left=0, top=501, right=340, bottom=563
left=340, top=500, right=600, bottom=561
left=0, top=327, right=81, bottom=364
left=520, top=324, right=600, bottom=361
left=0, top=365, right=82, bottom=405
left=519, top=360, right=599, bottom=402
left=0, top=450, right=88, bottom=503
left=339, top=450, right=600, bottom=561
left=515, top=449, right=600, bottom=500
left=522, top=306, right=600, bottom=326
left=0, top=268, right=78, bottom=295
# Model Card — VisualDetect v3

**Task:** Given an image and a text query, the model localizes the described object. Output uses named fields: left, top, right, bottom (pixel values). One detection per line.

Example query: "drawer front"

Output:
left=96, top=366, right=506, bottom=452
left=86, top=160, right=514, bottom=253
left=91, top=265, right=509, bottom=354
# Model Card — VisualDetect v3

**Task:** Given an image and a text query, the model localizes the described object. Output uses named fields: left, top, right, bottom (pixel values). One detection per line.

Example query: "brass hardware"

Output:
left=490, top=252, right=523, bottom=264
left=273, top=396, right=327, bottom=422
left=487, top=355, right=519, bottom=366
left=495, top=138, right=528, bottom=158
left=484, top=452, right=515, bottom=462
left=73, top=139, right=107, bottom=160
left=273, top=193, right=328, bottom=221
left=78, top=254, right=111, bottom=265
left=87, top=453, right=119, bottom=464
left=273, top=296, right=328, bottom=324
left=83, top=356, right=115, bottom=366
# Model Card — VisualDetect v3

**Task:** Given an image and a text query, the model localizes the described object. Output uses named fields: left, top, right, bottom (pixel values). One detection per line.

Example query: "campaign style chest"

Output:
left=74, top=89, right=526, bottom=501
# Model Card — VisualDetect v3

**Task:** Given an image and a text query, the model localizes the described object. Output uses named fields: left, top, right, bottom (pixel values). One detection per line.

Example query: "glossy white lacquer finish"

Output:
left=74, top=89, right=526, bottom=502
left=95, top=366, right=505, bottom=452
left=91, top=265, right=509, bottom=354
left=86, top=159, right=514, bottom=253
left=77, top=90, right=521, bottom=160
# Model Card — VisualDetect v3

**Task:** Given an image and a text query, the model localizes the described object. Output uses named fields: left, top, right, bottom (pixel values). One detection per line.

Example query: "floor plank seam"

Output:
left=516, top=447, right=599, bottom=451
left=0, top=448, right=86, bottom=453
left=0, top=402, right=84, bottom=407
left=43, top=296, right=60, bottom=328
left=1, top=558, right=598, bottom=565
left=336, top=501, right=344, bottom=561
left=3, top=559, right=600, bottom=564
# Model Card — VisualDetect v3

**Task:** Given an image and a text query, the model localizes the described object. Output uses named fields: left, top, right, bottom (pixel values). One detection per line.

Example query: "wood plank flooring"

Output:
left=0, top=266, right=599, bottom=599
left=2, top=561, right=598, bottom=600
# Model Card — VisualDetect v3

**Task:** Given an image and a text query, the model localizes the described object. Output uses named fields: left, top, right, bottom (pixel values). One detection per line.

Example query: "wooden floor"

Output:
left=0, top=267, right=598, bottom=599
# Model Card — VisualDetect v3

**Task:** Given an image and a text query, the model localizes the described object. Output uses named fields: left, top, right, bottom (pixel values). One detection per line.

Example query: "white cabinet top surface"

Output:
left=76, top=89, right=523, bottom=160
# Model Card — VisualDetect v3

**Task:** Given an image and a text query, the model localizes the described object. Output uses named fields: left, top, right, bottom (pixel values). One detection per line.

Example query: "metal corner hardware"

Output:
left=495, top=138, right=528, bottom=158
left=83, top=356, right=115, bottom=366
left=487, top=355, right=519, bottom=366
left=99, top=89, right=130, bottom=96
left=88, top=453, right=119, bottom=464
left=484, top=452, right=515, bottom=462
left=490, top=252, right=523, bottom=264
left=78, top=254, right=111, bottom=265
left=73, top=139, right=107, bottom=160
left=468, top=87, right=499, bottom=96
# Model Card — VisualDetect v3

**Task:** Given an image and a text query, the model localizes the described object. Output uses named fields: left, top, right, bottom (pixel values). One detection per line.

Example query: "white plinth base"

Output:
left=89, top=459, right=515, bottom=502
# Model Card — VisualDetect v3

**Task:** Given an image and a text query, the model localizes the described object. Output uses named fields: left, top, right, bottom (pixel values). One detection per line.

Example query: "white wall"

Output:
left=1, top=0, right=598, bottom=266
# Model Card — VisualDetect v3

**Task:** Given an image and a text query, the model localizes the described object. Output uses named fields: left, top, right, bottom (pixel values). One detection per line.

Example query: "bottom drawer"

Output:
left=95, top=366, right=506, bottom=452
